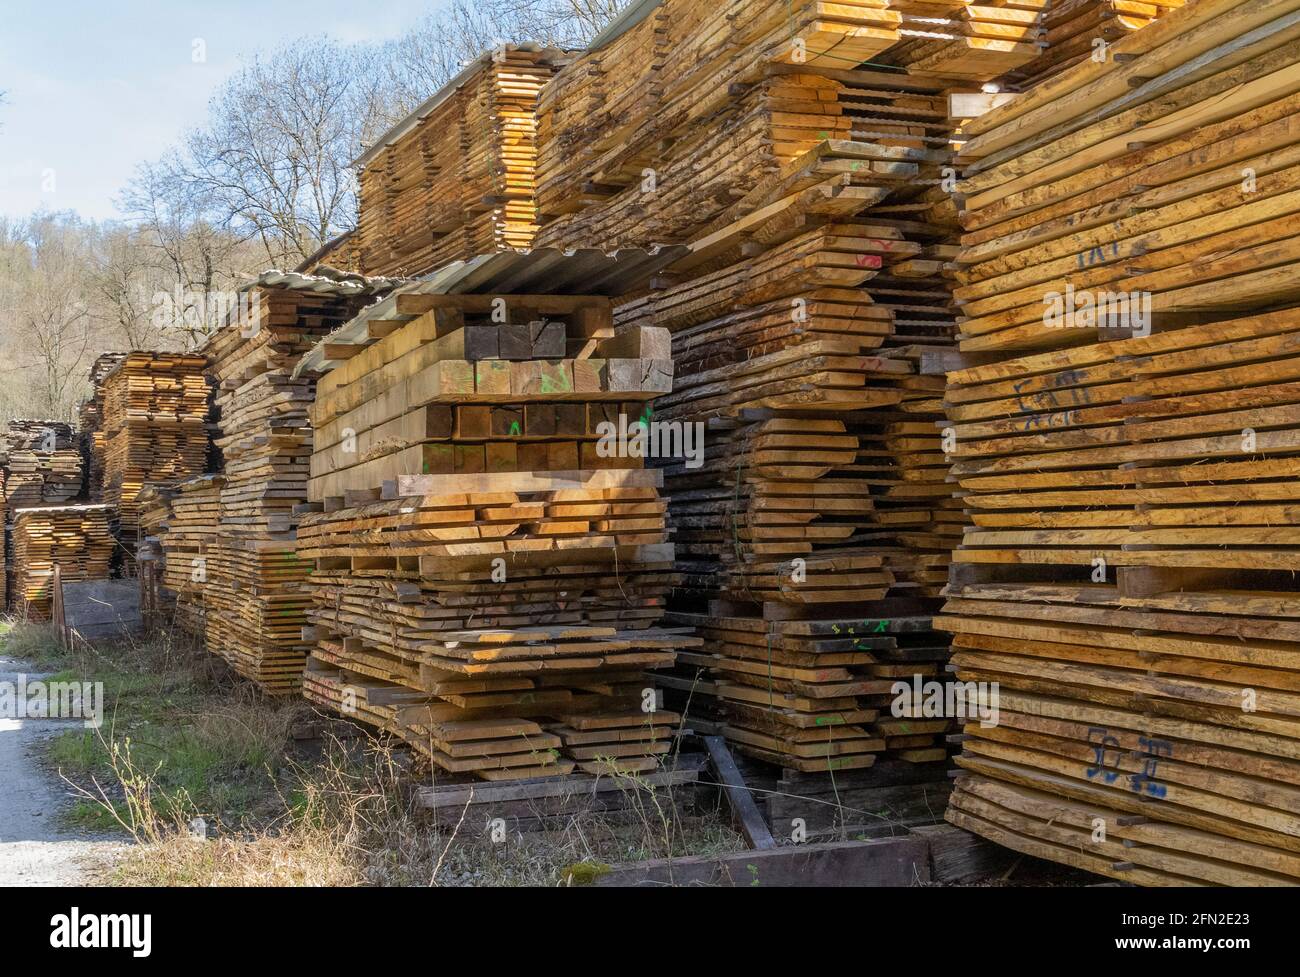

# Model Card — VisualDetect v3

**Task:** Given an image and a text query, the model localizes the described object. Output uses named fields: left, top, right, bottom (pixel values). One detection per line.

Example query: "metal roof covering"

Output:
left=353, top=42, right=570, bottom=170
left=586, top=0, right=661, bottom=51
left=293, top=245, right=687, bottom=377
left=237, top=267, right=400, bottom=297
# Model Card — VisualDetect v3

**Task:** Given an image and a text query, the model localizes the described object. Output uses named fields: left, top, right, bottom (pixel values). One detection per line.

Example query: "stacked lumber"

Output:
left=6, top=419, right=74, bottom=450
left=942, top=309, right=1300, bottom=885
left=199, top=273, right=387, bottom=692
left=942, top=0, right=1300, bottom=885
left=354, top=46, right=566, bottom=278
left=577, top=64, right=968, bottom=775
left=10, top=505, right=113, bottom=620
left=880, top=1, right=1045, bottom=79
left=3, top=420, right=82, bottom=508
left=101, top=352, right=211, bottom=542
left=299, top=288, right=699, bottom=781
left=951, top=0, right=1300, bottom=354
left=79, top=352, right=129, bottom=501
left=154, top=475, right=223, bottom=636
left=533, top=0, right=928, bottom=249
left=1006, top=0, right=1183, bottom=89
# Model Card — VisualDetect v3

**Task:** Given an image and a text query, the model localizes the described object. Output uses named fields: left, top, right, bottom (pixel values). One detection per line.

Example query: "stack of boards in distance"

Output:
left=10, top=505, right=113, bottom=620
left=298, top=286, right=697, bottom=781
left=151, top=475, right=224, bottom=636
left=3, top=420, right=82, bottom=508
left=352, top=45, right=566, bottom=277
left=199, top=273, right=390, bottom=693
left=101, top=352, right=211, bottom=543
left=79, top=353, right=128, bottom=501
left=940, top=0, right=1300, bottom=885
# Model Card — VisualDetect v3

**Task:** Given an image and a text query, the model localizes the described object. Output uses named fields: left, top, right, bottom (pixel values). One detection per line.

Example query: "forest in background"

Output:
left=0, top=0, right=623, bottom=421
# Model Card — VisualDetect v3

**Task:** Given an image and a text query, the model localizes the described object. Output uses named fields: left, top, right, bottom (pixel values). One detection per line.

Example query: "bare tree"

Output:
left=0, top=215, right=98, bottom=419
left=120, top=155, right=257, bottom=347
left=175, top=37, right=369, bottom=266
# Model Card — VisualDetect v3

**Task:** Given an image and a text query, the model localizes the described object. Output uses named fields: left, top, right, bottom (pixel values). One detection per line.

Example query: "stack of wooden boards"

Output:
left=146, top=474, right=224, bottom=636
left=529, top=0, right=978, bottom=785
left=2, top=421, right=82, bottom=508
left=530, top=0, right=1047, bottom=251
left=197, top=274, right=387, bottom=692
left=298, top=287, right=699, bottom=781
left=942, top=0, right=1300, bottom=885
left=950, top=0, right=1300, bottom=354
left=101, top=352, right=211, bottom=542
left=353, top=45, right=566, bottom=277
left=79, top=352, right=128, bottom=501
left=881, top=1, right=1045, bottom=80
left=1005, top=0, right=1184, bottom=89
left=10, top=505, right=113, bottom=620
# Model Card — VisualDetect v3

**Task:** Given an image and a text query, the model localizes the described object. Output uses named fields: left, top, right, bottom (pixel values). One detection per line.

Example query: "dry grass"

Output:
left=4, top=619, right=745, bottom=886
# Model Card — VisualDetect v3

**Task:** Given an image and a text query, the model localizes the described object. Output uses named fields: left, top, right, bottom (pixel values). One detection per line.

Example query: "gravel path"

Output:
left=0, top=655, right=123, bottom=885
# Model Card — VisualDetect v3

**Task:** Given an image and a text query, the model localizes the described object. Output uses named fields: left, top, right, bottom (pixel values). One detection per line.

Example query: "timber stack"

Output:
left=353, top=45, right=567, bottom=278
left=528, top=0, right=1023, bottom=832
left=941, top=0, right=1300, bottom=884
left=101, top=352, right=211, bottom=545
left=198, top=270, right=392, bottom=692
left=3, top=421, right=81, bottom=508
left=295, top=263, right=699, bottom=782
left=149, top=474, right=223, bottom=636
left=10, top=504, right=114, bottom=620
left=79, top=352, right=129, bottom=501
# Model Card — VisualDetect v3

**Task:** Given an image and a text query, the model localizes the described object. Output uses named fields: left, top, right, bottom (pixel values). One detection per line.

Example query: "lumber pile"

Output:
left=199, top=272, right=389, bottom=692
left=1006, top=0, right=1183, bottom=89
left=541, top=53, right=965, bottom=779
left=152, top=474, right=223, bottom=636
left=942, top=0, right=1300, bottom=885
left=880, top=1, right=1045, bottom=80
left=79, top=352, right=128, bottom=501
left=10, top=505, right=113, bottom=620
left=353, top=45, right=566, bottom=278
left=942, top=309, right=1300, bottom=886
left=951, top=0, right=1300, bottom=354
left=2, top=420, right=81, bottom=508
left=101, top=352, right=211, bottom=542
left=298, top=284, right=699, bottom=781
left=532, top=0, right=923, bottom=249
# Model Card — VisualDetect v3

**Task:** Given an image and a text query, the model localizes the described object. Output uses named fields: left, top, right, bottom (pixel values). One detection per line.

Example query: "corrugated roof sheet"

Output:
left=238, top=267, right=400, bottom=297
left=293, top=246, right=687, bottom=377
left=586, top=0, right=661, bottom=51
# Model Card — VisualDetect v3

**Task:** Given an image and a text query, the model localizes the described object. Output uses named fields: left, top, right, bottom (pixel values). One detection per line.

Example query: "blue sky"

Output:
left=0, top=0, right=439, bottom=222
